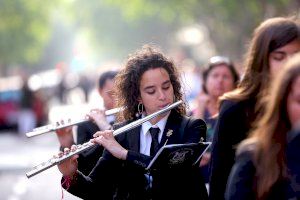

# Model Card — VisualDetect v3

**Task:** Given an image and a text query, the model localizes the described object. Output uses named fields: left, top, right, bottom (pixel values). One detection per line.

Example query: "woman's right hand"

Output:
left=92, top=130, right=128, bottom=160
left=57, top=145, right=79, bottom=178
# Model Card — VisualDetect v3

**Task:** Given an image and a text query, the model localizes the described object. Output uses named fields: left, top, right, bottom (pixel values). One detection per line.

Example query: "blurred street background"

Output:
left=1, top=0, right=300, bottom=199
left=0, top=131, right=80, bottom=200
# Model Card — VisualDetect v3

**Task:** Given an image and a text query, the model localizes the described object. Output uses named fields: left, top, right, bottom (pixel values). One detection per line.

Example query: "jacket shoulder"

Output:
left=185, top=115, right=206, bottom=129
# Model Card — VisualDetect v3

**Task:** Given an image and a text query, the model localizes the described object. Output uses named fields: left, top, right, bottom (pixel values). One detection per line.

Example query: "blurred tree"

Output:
left=100, top=0, right=300, bottom=60
left=38, top=17, right=75, bottom=71
left=69, top=0, right=179, bottom=62
left=0, top=0, right=58, bottom=74
left=2, top=0, right=299, bottom=74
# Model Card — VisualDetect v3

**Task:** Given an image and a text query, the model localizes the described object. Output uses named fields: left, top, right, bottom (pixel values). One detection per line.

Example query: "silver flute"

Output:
left=25, top=100, right=183, bottom=178
left=26, top=107, right=124, bottom=138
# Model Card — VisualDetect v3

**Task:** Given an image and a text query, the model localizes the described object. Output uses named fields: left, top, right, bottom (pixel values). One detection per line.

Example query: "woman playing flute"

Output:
left=58, top=45, right=208, bottom=200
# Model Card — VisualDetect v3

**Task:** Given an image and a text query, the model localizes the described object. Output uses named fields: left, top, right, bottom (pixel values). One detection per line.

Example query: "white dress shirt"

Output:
left=139, top=113, right=170, bottom=155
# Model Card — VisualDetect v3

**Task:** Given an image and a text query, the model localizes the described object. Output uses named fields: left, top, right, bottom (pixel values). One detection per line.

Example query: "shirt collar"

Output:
left=106, top=115, right=115, bottom=124
left=141, top=112, right=170, bottom=136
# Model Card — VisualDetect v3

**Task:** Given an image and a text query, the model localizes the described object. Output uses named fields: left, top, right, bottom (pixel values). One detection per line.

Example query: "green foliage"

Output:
left=100, top=0, right=299, bottom=60
left=0, top=0, right=57, bottom=67
left=1, top=0, right=298, bottom=72
left=69, top=0, right=179, bottom=61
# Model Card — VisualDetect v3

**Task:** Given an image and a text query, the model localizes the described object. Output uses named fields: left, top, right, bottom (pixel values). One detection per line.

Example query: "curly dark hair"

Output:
left=115, top=45, right=186, bottom=121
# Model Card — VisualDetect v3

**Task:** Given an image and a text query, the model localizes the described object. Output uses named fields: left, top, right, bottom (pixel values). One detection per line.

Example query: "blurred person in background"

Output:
left=79, top=74, right=93, bottom=103
left=56, top=70, right=118, bottom=175
left=209, top=16, right=300, bottom=200
left=193, top=56, right=239, bottom=142
left=32, top=89, right=48, bottom=127
left=225, top=52, right=300, bottom=200
left=192, top=56, right=239, bottom=184
left=17, top=78, right=36, bottom=135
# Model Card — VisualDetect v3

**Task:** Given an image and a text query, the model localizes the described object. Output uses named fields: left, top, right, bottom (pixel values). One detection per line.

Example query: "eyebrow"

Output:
left=143, top=80, right=171, bottom=90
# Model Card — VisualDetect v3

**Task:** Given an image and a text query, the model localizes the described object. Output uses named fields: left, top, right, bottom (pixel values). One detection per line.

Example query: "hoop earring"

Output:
left=138, top=103, right=144, bottom=115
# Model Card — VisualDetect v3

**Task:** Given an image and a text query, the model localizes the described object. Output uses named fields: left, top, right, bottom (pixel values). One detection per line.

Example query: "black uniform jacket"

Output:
left=63, top=110, right=208, bottom=200
left=226, top=148, right=295, bottom=200
left=209, top=99, right=256, bottom=200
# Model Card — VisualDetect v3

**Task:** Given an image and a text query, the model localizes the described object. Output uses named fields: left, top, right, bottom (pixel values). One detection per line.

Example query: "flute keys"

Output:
left=58, top=151, right=64, bottom=158
left=26, top=102, right=182, bottom=178
left=70, top=145, right=77, bottom=152
left=64, top=147, right=70, bottom=154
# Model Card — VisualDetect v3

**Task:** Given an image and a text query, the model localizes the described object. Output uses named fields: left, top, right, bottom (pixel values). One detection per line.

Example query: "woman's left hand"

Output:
left=92, top=130, right=128, bottom=160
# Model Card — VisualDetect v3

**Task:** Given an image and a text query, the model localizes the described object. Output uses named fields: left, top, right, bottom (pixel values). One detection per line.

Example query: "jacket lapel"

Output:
left=160, top=111, right=182, bottom=147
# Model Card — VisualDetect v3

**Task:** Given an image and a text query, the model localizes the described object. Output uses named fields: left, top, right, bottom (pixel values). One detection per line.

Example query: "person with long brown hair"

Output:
left=225, top=53, right=300, bottom=199
left=57, top=45, right=208, bottom=200
left=209, top=16, right=300, bottom=200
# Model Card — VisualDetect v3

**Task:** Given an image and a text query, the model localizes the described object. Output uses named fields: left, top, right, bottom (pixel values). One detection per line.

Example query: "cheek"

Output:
left=169, top=87, right=174, bottom=98
left=205, top=84, right=214, bottom=94
left=269, top=61, right=281, bottom=77
left=140, top=92, right=153, bottom=105
left=288, top=102, right=300, bottom=127
left=140, top=92, right=148, bottom=102
left=103, top=95, right=109, bottom=101
left=269, top=58, right=288, bottom=77
left=205, top=77, right=216, bottom=90
left=223, top=79, right=235, bottom=91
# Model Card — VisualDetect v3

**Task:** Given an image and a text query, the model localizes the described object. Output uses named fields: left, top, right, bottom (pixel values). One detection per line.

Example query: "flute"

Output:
left=25, top=100, right=183, bottom=178
left=26, top=107, right=124, bottom=138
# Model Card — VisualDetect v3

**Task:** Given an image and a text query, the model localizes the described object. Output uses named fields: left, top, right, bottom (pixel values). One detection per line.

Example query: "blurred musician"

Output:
left=56, top=70, right=118, bottom=175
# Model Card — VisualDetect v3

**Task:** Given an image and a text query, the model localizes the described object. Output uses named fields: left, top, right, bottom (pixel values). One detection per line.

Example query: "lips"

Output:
left=159, top=103, right=171, bottom=109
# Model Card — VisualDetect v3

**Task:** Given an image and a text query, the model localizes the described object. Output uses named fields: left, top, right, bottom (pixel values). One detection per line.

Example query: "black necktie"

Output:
left=149, top=127, right=160, bottom=156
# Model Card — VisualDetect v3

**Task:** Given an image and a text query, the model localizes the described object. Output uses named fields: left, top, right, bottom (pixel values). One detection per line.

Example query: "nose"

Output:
left=158, top=89, right=167, bottom=100
left=218, top=76, right=224, bottom=84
